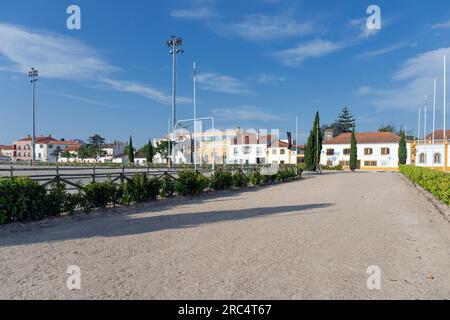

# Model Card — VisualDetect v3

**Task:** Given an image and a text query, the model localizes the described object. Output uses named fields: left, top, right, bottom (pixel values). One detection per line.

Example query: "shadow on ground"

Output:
left=0, top=180, right=333, bottom=247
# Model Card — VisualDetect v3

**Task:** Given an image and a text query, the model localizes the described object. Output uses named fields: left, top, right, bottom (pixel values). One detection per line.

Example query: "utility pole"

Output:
left=28, top=67, right=38, bottom=164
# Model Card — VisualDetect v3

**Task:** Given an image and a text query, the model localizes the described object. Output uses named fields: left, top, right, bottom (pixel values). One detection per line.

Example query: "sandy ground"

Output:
left=0, top=172, right=449, bottom=300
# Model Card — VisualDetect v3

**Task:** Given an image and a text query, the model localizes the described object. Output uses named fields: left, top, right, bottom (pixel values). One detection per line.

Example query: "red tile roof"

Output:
left=425, top=130, right=450, bottom=140
left=18, top=135, right=58, bottom=144
left=325, top=132, right=401, bottom=145
left=0, top=145, right=14, bottom=150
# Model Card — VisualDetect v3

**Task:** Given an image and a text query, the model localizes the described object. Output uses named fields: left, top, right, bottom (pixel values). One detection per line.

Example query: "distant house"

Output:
left=13, top=135, right=79, bottom=162
left=0, top=145, right=15, bottom=160
left=321, top=132, right=412, bottom=170
left=268, top=140, right=303, bottom=165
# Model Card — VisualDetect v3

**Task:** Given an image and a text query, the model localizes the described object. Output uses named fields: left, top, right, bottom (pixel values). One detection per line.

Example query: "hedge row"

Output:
left=399, top=165, right=450, bottom=205
left=0, top=166, right=303, bottom=225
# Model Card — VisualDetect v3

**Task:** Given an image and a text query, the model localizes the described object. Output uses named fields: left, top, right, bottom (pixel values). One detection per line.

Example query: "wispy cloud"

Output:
left=57, top=92, right=115, bottom=109
left=170, top=7, right=216, bottom=20
left=197, top=72, right=250, bottom=95
left=212, top=106, right=280, bottom=122
left=356, top=42, right=416, bottom=58
left=101, top=78, right=191, bottom=105
left=0, top=23, right=189, bottom=106
left=347, top=18, right=379, bottom=39
left=432, top=20, right=450, bottom=30
left=251, top=73, right=286, bottom=84
left=217, top=12, right=314, bottom=41
left=271, top=39, right=342, bottom=67
left=356, top=47, right=450, bottom=111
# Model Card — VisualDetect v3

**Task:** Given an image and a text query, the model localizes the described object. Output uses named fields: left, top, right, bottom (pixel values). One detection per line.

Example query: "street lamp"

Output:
left=29, top=67, right=38, bottom=164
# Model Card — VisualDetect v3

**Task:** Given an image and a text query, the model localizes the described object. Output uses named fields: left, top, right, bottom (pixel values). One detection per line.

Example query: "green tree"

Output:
left=304, top=111, right=323, bottom=172
left=146, top=139, right=154, bottom=163
left=335, top=107, right=356, bottom=135
left=350, top=127, right=358, bottom=172
left=398, top=130, right=407, bottom=165
left=128, top=135, right=135, bottom=163
left=156, top=140, right=173, bottom=160
left=87, top=134, right=105, bottom=158
left=379, top=123, right=396, bottom=133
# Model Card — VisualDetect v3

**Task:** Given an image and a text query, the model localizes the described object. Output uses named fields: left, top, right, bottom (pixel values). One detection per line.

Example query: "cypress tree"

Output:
left=398, top=131, right=407, bottom=165
left=128, top=135, right=135, bottom=163
left=304, top=111, right=323, bottom=172
left=146, top=139, right=154, bottom=163
left=350, top=127, right=358, bottom=172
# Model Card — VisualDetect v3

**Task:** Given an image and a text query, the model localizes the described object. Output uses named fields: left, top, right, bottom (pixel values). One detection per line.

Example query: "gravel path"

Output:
left=0, top=172, right=449, bottom=299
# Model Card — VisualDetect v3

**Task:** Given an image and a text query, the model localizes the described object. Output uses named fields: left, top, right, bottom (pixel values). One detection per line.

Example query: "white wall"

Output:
left=321, top=142, right=408, bottom=169
left=415, top=143, right=447, bottom=167
left=227, top=144, right=267, bottom=164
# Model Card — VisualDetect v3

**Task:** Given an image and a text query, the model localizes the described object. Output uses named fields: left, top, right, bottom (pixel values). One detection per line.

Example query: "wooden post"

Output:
left=10, top=165, right=13, bottom=177
left=92, top=166, right=96, bottom=183
left=56, top=166, right=60, bottom=184
left=121, top=165, right=125, bottom=184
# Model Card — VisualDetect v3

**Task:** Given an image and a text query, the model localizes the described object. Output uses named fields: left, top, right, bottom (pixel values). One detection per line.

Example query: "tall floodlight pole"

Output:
left=167, top=35, right=183, bottom=166
left=295, top=116, right=298, bottom=165
left=28, top=68, right=38, bottom=164
left=193, top=61, right=197, bottom=171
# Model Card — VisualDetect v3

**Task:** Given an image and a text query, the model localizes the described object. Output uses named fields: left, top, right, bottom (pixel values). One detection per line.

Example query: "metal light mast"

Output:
left=28, top=67, right=38, bottom=163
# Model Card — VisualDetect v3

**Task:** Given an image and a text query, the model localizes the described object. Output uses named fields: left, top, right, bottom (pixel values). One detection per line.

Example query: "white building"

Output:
left=268, top=140, right=301, bottom=165
left=415, top=130, right=449, bottom=171
left=321, top=132, right=412, bottom=171
left=227, top=143, right=268, bottom=165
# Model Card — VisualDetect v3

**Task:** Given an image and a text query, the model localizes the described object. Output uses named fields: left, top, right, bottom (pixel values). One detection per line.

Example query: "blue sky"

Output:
left=1, top=0, right=450, bottom=147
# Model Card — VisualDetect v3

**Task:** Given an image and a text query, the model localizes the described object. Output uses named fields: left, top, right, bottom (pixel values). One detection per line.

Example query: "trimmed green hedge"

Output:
left=0, top=165, right=303, bottom=225
left=399, top=165, right=450, bottom=205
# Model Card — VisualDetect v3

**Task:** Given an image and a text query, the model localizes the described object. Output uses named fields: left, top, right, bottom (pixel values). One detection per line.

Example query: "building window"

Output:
left=381, top=148, right=390, bottom=155
left=434, top=153, right=442, bottom=164
left=272, top=149, right=277, bottom=155
left=280, top=149, right=286, bottom=155
left=242, top=146, right=251, bottom=155
left=256, top=147, right=262, bottom=155
left=327, top=160, right=333, bottom=166
left=364, top=161, right=377, bottom=167
left=419, top=153, right=426, bottom=164
left=17, top=146, right=21, bottom=150
left=18, top=152, right=21, bottom=157
left=326, top=149, right=335, bottom=155
left=364, top=148, right=373, bottom=155
left=343, top=148, right=351, bottom=155
left=339, top=161, right=350, bottom=167
left=233, top=147, right=238, bottom=156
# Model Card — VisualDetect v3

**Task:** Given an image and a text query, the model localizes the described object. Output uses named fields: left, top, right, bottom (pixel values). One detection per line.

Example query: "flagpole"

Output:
left=444, top=54, right=447, bottom=142
left=432, top=78, right=436, bottom=168
left=193, top=61, right=197, bottom=171
left=424, top=95, right=427, bottom=143
left=418, top=107, right=421, bottom=143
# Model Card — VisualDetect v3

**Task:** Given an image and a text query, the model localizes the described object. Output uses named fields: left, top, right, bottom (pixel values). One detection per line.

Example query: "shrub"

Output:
left=122, top=174, right=160, bottom=204
left=0, top=177, right=49, bottom=223
left=81, top=181, right=115, bottom=210
left=175, top=170, right=209, bottom=196
left=322, top=164, right=344, bottom=171
left=400, top=165, right=450, bottom=205
left=47, top=182, right=69, bottom=216
left=249, top=169, right=262, bottom=186
left=210, top=170, right=233, bottom=190
left=160, top=175, right=175, bottom=197
left=232, top=170, right=248, bottom=188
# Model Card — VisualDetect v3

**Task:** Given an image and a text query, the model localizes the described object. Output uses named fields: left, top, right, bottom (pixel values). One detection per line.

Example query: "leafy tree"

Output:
left=128, top=136, right=135, bottom=163
left=304, top=111, right=323, bottom=172
left=156, top=140, right=174, bottom=160
left=398, top=130, right=407, bottom=165
left=88, top=134, right=105, bottom=148
left=87, top=134, right=105, bottom=159
left=379, top=123, right=396, bottom=133
left=335, top=107, right=356, bottom=135
left=350, top=127, right=358, bottom=172
left=60, top=151, right=73, bottom=159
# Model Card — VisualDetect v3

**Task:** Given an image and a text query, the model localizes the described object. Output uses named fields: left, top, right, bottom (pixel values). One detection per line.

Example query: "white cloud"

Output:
left=221, top=13, right=314, bottom=41
left=197, top=72, right=250, bottom=95
left=170, top=7, right=216, bottom=20
left=0, top=23, right=190, bottom=106
left=347, top=18, right=379, bottom=39
left=101, top=79, right=192, bottom=105
left=271, top=39, right=342, bottom=67
left=357, top=43, right=416, bottom=58
left=432, top=20, right=450, bottom=30
left=252, top=73, right=286, bottom=84
left=212, top=106, right=280, bottom=122
left=0, top=23, right=117, bottom=79
left=356, top=47, right=450, bottom=111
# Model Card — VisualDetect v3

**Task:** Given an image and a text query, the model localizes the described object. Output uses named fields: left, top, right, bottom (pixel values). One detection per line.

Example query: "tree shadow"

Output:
left=0, top=191, right=333, bottom=247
